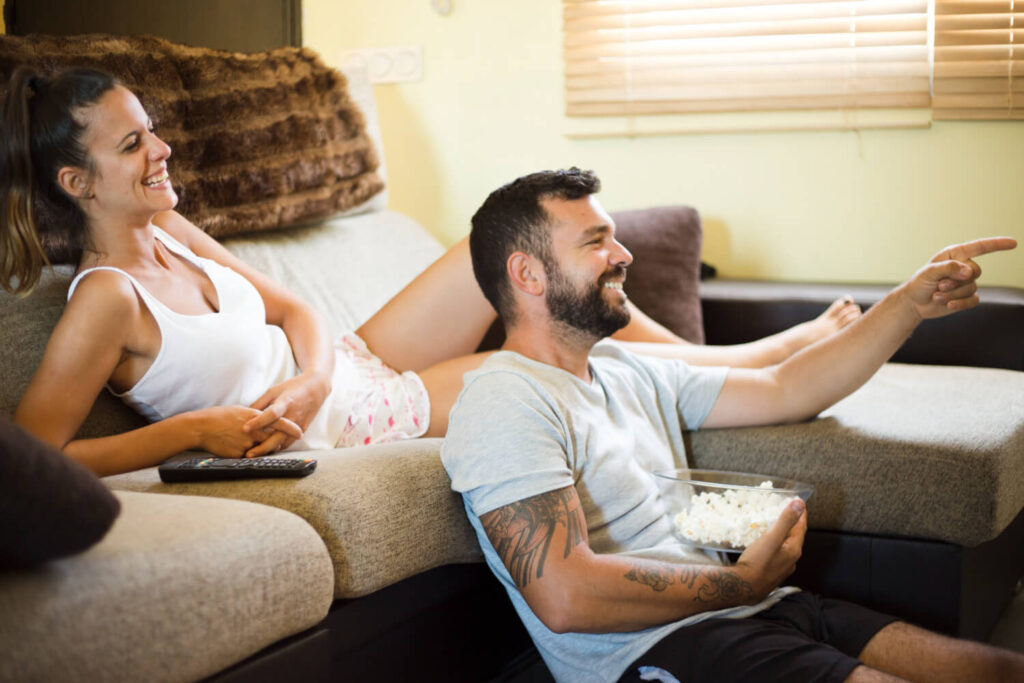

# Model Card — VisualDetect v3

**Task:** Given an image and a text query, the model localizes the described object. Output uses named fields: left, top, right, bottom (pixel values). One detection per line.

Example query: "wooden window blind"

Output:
left=563, top=0, right=931, bottom=117
left=933, top=1, right=1022, bottom=119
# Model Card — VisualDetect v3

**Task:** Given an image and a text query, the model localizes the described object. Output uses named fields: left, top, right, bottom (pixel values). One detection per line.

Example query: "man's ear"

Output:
left=56, top=166, right=93, bottom=200
left=507, top=251, right=545, bottom=297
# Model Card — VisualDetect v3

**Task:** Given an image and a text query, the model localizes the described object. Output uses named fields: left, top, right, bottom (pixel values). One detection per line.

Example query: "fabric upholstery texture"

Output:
left=0, top=33, right=383, bottom=250
left=0, top=490, right=334, bottom=683
left=103, top=440, right=483, bottom=598
left=691, top=363, right=1024, bottom=547
left=0, top=416, right=120, bottom=568
left=223, top=209, right=444, bottom=337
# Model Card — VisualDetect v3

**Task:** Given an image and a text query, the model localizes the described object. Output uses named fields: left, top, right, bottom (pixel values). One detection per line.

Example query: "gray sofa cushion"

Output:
left=0, top=491, right=334, bottom=683
left=104, top=439, right=483, bottom=598
left=690, top=363, right=1024, bottom=547
left=224, top=209, right=444, bottom=337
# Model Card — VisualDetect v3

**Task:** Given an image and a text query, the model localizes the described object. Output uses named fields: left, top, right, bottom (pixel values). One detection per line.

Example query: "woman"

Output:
left=1, top=67, right=858, bottom=477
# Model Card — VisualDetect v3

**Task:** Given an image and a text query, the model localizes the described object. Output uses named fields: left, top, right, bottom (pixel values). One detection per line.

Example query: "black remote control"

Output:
left=158, top=456, right=317, bottom=482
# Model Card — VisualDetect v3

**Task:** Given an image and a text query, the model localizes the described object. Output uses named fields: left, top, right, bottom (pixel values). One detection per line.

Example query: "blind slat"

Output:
left=567, top=78, right=931, bottom=103
left=566, top=31, right=929, bottom=60
left=935, top=60, right=1024, bottom=78
left=566, top=46, right=928, bottom=75
left=569, top=92, right=930, bottom=116
left=567, top=62, right=929, bottom=89
left=935, top=12, right=1024, bottom=30
left=565, top=0, right=927, bottom=22
left=565, top=16, right=928, bottom=46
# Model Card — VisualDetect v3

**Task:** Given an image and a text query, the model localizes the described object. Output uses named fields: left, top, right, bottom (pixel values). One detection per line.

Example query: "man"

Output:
left=441, top=168, right=1022, bottom=682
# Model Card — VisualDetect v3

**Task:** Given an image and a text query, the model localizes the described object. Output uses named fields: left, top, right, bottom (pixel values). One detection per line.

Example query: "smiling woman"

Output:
left=0, top=65, right=502, bottom=476
left=64, top=86, right=178, bottom=230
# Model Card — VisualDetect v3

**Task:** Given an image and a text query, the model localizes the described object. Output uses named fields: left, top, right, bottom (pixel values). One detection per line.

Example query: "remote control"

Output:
left=158, top=456, right=317, bottom=483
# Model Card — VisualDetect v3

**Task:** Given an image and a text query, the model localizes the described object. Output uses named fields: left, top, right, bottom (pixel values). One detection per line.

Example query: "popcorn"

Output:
left=673, top=481, right=797, bottom=550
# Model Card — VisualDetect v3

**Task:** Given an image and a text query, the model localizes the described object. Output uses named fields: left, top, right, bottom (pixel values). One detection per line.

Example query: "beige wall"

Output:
left=304, top=0, right=1023, bottom=287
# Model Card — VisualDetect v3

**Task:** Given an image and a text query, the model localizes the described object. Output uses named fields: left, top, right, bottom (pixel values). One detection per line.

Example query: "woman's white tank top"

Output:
left=67, top=227, right=430, bottom=452
left=67, top=227, right=298, bottom=424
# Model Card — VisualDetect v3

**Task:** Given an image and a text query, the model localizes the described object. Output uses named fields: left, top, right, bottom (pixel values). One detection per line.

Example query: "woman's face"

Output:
left=75, top=85, right=178, bottom=224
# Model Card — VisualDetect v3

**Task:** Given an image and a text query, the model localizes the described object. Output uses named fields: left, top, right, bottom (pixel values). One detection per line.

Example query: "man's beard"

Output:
left=545, top=261, right=631, bottom=340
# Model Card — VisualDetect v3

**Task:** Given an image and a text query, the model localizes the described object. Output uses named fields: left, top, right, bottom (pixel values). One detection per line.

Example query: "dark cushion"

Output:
left=0, top=416, right=121, bottom=568
left=0, top=33, right=383, bottom=254
left=612, top=205, right=705, bottom=344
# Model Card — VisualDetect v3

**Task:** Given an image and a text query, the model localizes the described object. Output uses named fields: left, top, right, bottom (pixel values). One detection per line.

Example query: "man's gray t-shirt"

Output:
left=441, top=341, right=795, bottom=682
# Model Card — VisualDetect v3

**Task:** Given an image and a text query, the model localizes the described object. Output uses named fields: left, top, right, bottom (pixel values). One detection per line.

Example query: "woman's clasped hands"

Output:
left=241, top=371, right=332, bottom=457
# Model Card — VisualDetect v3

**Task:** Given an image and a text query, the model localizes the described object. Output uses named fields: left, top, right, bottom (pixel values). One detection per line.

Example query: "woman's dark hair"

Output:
left=469, top=167, right=601, bottom=323
left=0, top=66, right=117, bottom=295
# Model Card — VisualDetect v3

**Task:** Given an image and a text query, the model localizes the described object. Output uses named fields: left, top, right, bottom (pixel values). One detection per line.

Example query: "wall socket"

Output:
left=340, top=46, right=423, bottom=83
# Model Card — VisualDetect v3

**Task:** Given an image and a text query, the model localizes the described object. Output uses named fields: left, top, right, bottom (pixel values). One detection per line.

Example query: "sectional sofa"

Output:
left=1, top=34, right=1021, bottom=683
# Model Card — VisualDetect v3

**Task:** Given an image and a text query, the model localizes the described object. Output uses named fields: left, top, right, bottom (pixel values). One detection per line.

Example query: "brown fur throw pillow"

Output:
left=0, top=33, right=384, bottom=252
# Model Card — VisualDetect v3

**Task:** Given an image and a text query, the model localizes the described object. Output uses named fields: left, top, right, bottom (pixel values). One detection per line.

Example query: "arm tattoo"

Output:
left=679, top=566, right=755, bottom=604
left=625, top=563, right=755, bottom=604
left=480, top=487, right=586, bottom=588
left=624, top=565, right=676, bottom=592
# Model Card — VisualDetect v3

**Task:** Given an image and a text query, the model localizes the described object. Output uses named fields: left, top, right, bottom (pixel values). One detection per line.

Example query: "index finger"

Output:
left=936, top=237, right=1017, bottom=263
left=272, top=417, right=303, bottom=440
left=243, top=402, right=286, bottom=433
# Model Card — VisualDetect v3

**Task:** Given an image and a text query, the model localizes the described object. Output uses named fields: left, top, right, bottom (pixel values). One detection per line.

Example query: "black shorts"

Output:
left=618, top=592, right=899, bottom=683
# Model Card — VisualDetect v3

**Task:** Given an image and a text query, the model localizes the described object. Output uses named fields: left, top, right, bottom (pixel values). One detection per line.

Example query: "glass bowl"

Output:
left=652, top=469, right=814, bottom=555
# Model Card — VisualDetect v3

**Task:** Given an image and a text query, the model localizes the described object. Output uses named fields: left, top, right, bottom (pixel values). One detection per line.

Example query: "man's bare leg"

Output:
left=853, top=621, right=1024, bottom=682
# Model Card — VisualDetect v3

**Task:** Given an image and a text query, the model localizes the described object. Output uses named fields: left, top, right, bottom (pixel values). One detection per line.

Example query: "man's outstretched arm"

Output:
left=479, top=485, right=806, bottom=634
left=702, top=237, right=1017, bottom=428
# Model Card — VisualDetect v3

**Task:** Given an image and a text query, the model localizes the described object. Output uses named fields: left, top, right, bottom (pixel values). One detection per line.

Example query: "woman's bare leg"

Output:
left=418, top=351, right=495, bottom=436
left=612, top=301, right=691, bottom=344
left=357, top=237, right=497, bottom=373
left=613, top=296, right=862, bottom=368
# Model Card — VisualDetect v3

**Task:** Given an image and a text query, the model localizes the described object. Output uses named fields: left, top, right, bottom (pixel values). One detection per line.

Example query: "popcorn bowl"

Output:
left=652, top=469, right=814, bottom=557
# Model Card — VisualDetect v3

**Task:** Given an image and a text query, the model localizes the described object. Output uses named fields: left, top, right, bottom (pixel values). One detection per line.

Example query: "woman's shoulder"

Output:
left=152, top=210, right=205, bottom=250
left=67, top=267, right=142, bottom=317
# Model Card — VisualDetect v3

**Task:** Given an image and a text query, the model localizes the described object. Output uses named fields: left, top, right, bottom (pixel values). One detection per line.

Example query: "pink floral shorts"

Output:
left=332, top=333, right=430, bottom=448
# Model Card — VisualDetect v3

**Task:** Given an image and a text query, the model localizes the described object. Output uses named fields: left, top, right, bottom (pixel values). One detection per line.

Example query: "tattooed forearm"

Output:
left=679, top=566, right=755, bottom=604
left=480, top=487, right=587, bottom=588
left=624, top=564, right=676, bottom=592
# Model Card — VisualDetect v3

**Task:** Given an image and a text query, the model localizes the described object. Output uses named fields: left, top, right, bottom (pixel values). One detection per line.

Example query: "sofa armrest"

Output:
left=700, top=279, right=1024, bottom=371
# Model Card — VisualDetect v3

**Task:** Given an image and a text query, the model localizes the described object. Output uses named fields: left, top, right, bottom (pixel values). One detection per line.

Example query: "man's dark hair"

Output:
left=469, top=167, right=601, bottom=323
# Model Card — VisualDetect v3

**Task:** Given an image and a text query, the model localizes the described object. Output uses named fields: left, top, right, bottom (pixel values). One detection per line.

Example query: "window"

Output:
left=563, top=0, right=1020, bottom=128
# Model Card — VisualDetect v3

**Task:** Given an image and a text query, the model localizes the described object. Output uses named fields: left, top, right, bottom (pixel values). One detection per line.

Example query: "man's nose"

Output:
left=611, top=239, right=633, bottom=267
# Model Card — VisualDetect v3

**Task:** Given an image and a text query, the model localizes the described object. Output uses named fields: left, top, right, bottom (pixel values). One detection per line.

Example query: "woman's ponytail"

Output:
left=0, top=67, right=50, bottom=296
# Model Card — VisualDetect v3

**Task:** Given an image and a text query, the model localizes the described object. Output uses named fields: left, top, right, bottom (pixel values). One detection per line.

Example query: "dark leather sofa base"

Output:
left=793, top=505, right=1024, bottom=641
left=700, top=280, right=1024, bottom=371
left=207, top=562, right=531, bottom=683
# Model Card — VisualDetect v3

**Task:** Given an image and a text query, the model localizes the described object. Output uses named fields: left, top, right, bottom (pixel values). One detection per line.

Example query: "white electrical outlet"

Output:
left=340, top=46, right=423, bottom=84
